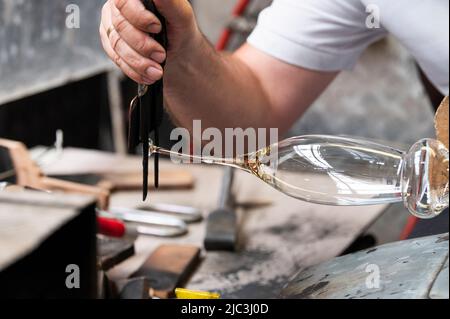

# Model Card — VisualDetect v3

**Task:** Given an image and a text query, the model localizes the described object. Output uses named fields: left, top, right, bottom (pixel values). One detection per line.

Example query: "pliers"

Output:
left=128, top=0, right=168, bottom=201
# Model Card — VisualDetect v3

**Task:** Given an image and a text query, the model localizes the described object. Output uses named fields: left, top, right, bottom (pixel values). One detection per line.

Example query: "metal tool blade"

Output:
left=138, top=203, right=203, bottom=223
left=140, top=0, right=168, bottom=200
left=204, top=167, right=238, bottom=251
left=127, top=96, right=140, bottom=152
left=139, top=84, right=150, bottom=201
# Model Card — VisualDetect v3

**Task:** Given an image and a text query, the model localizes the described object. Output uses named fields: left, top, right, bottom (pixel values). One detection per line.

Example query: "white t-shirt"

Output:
left=248, top=0, right=449, bottom=95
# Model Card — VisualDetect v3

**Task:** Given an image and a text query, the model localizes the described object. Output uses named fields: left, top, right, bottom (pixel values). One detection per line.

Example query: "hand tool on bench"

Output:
left=175, top=288, right=221, bottom=299
left=114, top=277, right=152, bottom=299
left=0, top=138, right=110, bottom=209
left=128, top=0, right=168, bottom=201
left=0, top=183, right=191, bottom=238
left=204, top=167, right=239, bottom=251
left=0, top=141, right=187, bottom=238
left=97, top=235, right=135, bottom=271
left=97, top=235, right=137, bottom=298
left=130, top=244, right=201, bottom=299
left=96, top=171, right=194, bottom=191
left=31, top=145, right=195, bottom=191
left=98, top=203, right=202, bottom=237
left=44, top=166, right=194, bottom=192
left=137, top=203, right=203, bottom=223
left=98, top=207, right=188, bottom=238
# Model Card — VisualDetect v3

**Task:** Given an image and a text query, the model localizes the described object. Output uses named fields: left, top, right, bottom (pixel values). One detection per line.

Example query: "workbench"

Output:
left=41, top=148, right=388, bottom=299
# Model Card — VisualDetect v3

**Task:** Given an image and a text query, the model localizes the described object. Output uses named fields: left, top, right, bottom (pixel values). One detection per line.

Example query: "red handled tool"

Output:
left=97, top=206, right=188, bottom=238
left=98, top=217, right=127, bottom=238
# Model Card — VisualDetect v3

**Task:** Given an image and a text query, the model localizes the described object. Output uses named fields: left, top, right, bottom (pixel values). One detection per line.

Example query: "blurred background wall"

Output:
left=0, top=0, right=437, bottom=150
left=0, top=0, right=109, bottom=104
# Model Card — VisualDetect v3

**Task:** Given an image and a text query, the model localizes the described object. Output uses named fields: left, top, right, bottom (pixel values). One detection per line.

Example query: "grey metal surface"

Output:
left=281, top=233, right=449, bottom=299
left=0, top=0, right=112, bottom=105
left=429, top=257, right=449, bottom=299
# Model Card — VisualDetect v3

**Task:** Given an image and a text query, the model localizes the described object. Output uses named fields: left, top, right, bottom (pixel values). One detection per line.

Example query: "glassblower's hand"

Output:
left=99, top=0, right=198, bottom=84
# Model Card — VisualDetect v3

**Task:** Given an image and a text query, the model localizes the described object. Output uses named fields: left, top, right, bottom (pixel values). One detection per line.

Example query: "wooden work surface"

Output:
left=0, top=192, right=95, bottom=271
left=106, top=162, right=388, bottom=298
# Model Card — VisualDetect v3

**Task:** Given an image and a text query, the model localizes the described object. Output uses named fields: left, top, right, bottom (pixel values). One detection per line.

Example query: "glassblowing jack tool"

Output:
left=128, top=0, right=168, bottom=201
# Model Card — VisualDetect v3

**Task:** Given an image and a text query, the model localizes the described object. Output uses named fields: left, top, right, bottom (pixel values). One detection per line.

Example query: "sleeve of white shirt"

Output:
left=247, top=0, right=387, bottom=71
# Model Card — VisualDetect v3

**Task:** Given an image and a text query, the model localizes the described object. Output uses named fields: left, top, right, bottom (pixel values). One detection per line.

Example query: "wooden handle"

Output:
left=40, top=177, right=110, bottom=210
left=100, top=170, right=194, bottom=191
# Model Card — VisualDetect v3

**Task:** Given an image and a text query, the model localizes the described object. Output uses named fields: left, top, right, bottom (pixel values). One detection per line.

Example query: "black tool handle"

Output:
left=142, top=0, right=168, bottom=192
left=142, top=0, right=168, bottom=52
left=204, top=167, right=237, bottom=251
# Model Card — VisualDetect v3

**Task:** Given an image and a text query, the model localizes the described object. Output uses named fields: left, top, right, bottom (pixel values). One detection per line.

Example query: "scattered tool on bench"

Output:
left=0, top=138, right=110, bottom=209
left=129, top=244, right=201, bottom=299
left=128, top=0, right=168, bottom=201
left=97, top=207, right=189, bottom=238
left=114, top=277, right=151, bottom=299
left=175, top=288, right=221, bottom=299
left=97, top=236, right=135, bottom=271
left=98, top=204, right=202, bottom=238
left=30, top=145, right=195, bottom=191
left=137, top=203, right=203, bottom=223
left=204, top=167, right=239, bottom=251
left=0, top=138, right=197, bottom=238
left=49, top=170, right=194, bottom=192
left=97, top=236, right=134, bottom=298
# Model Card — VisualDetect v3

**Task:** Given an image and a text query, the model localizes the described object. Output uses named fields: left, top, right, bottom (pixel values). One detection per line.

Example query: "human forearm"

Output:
left=100, top=0, right=338, bottom=139
left=164, top=32, right=275, bottom=133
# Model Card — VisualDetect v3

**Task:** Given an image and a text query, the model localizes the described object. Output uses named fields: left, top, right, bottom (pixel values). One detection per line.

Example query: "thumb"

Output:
left=153, top=0, right=195, bottom=29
